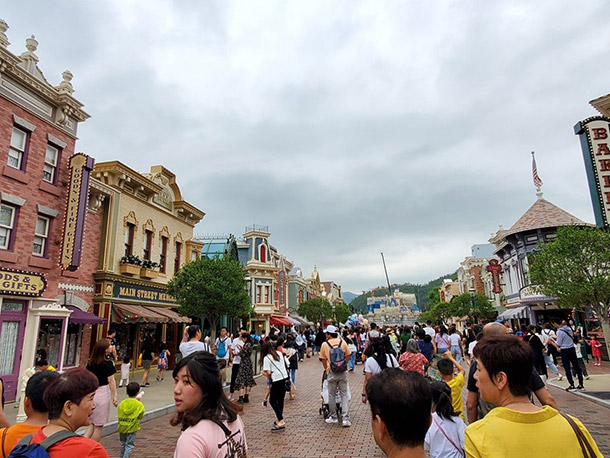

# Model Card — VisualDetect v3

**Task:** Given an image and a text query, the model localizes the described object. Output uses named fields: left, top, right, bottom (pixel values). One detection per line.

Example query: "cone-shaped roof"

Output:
left=503, top=195, right=590, bottom=237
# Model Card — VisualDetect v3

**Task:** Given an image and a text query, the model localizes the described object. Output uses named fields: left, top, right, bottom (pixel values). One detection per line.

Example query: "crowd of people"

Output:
left=0, top=318, right=604, bottom=457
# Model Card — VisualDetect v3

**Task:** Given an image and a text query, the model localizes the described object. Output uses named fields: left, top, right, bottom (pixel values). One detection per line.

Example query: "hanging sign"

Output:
left=574, top=116, right=610, bottom=228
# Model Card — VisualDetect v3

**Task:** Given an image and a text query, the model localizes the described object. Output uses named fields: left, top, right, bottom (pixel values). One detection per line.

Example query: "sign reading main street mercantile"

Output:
left=0, top=267, right=47, bottom=297
left=112, top=281, right=176, bottom=305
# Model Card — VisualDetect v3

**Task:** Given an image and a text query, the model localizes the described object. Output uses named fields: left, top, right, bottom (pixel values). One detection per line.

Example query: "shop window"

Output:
left=160, top=236, right=168, bottom=273
left=7, top=126, right=28, bottom=171
left=174, top=241, right=182, bottom=273
left=143, top=229, right=153, bottom=260
left=37, top=318, right=64, bottom=369
left=0, top=204, right=16, bottom=250
left=63, top=323, right=82, bottom=367
left=32, top=215, right=50, bottom=257
left=125, top=223, right=135, bottom=256
left=42, top=144, right=60, bottom=184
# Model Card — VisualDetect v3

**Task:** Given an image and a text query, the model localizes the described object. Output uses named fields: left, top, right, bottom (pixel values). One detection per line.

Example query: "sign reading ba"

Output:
left=575, top=116, right=610, bottom=228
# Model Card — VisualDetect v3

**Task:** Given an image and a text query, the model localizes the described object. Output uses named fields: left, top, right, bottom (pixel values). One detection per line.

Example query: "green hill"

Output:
left=349, top=272, right=456, bottom=315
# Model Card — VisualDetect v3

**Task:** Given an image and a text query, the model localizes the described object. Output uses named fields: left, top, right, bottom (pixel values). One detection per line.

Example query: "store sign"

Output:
left=487, top=259, right=503, bottom=294
left=61, top=153, right=95, bottom=271
left=575, top=116, right=610, bottom=228
left=0, top=267, right=47, bottom=297
left=112, top=281, right=176, bottom=305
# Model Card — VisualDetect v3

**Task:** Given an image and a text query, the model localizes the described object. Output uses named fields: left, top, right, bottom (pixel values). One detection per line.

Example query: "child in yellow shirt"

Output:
left=438, top=351, right=466, bottom=421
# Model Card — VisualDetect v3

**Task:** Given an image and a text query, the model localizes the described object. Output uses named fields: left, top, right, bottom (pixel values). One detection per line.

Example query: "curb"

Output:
left=548, top=380, right=610, bottom=410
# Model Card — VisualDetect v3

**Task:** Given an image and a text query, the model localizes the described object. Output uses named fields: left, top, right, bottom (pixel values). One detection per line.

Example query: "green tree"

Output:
left=167, top=256, right=251, bottom=341
left=529, top=226, right=610, bottom=358
left=334, top=304, right=351, bottom=324
left=426, top=287, right=441, bottom=311
left=297, top=298, right=333, bottom=325
left=450, top=293, right=496, bottom=323
left=420, top=301, right=454, bottom=325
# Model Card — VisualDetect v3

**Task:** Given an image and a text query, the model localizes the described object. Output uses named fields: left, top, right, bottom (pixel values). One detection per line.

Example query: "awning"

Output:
left=285, top=316, right=301, bottom=326
left=290, top=315, right=313, bottom=326
left=497, top=305, right=530, bottom=320
left=113, top=303, right=169, bottom=324
left=144, top=306, right=191, bottom=324
left=270, top=315, right=293, bottom=326
left=66, top=305, right=106, bottom=325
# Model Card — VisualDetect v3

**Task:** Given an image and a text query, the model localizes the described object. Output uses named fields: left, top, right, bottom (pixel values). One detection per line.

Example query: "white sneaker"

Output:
left=342, top=419, right=351, bottom=427
left=325, top=417, right=338, bottom=424
left=557, top=374, right=563, bottom=381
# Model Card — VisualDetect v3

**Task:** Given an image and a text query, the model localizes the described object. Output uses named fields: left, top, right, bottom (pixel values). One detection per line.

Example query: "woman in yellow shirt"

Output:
left=465, top=335, right=601, bottom=458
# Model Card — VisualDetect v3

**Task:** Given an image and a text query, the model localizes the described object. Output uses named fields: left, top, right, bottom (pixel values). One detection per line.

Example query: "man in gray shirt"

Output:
left=551, top=318, right=584, bottom=391
left=179, top=325, right=210, bottom=358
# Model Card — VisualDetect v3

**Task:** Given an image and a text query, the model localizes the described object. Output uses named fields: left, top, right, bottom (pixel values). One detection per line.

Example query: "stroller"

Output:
left=319, top=370, right=352, bottom=419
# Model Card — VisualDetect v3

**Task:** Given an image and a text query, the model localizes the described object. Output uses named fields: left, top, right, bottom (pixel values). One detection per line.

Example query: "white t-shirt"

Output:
left=468, top=341, right=477, bottom=356
left=214, top=337, right=232, bottom=360
left=364, top=354, right=399, bottom=374
left=424, top=326, right=436, bottom=338
left=263, top=354, right=289, bottom=381
left=231, top=339, right=244, bottom=364
left=173, top=416, right=247, bottom=458
left=540, top=329, right=556, bottom=346
left=179, top=341, right=208, bottom=358
left=449, top=334, right=461, bottom=346
left=424, top=412, right=465, bottom=458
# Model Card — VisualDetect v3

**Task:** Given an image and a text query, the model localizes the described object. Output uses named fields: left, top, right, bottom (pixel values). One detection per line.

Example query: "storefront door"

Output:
left=0, top=300, right=27, bottom=402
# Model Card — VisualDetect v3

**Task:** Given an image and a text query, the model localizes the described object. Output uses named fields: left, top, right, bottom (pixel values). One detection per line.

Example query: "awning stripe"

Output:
left=270, top=315, right=293, bottom=326
left=113, top=303, right=169, bottom=324
left=144, top=306, right=191, bottom=324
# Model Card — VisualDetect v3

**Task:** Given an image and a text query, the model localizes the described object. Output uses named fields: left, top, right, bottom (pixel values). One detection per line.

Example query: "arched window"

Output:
left=260, top=244, right=266, bottom=263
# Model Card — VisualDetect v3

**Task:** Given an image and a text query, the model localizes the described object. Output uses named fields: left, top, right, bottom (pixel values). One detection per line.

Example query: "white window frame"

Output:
left=42, top=144, right=59, bottom=183
left=8, top=126, right=27, bottom=170
left=0, top=204, right=16, bottom=250
left=32, top=215, right=50, bottom=256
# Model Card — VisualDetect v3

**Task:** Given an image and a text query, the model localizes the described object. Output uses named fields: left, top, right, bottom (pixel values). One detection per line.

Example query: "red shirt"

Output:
left=30, top=428, right=110, bottom=458
left=399, top=352, right=428, bottom=376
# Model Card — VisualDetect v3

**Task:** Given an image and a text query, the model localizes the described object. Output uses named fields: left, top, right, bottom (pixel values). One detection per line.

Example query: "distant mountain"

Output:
left=349, top=272, right=457, bottom=314
left=342, top=291, right=358, bottom=304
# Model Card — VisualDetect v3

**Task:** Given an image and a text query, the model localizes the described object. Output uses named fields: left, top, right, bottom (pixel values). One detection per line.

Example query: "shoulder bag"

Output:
left=560, top=413, right=598, bottom=458
left=432, top=416, right=465, bottom=457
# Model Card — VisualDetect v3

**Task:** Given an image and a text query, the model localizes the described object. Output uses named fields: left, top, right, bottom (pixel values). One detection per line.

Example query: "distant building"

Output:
left=457, top=245, right=503, bottom=311
left=321, top=281, right=344, bottom=307
left=367, top=289, right=419, bottom=326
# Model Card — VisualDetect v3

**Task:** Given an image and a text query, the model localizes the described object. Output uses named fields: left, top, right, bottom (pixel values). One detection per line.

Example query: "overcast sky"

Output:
left=5, top=2, right=609, bottom=294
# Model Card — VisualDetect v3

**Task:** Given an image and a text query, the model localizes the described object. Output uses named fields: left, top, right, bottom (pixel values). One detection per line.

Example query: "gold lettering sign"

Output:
left=61, top=154, right=87, bottom=269
left=0, top=268, right=47, bottom=297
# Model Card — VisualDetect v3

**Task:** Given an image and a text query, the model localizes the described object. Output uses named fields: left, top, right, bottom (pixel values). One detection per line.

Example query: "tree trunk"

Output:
left=209, top=316, right=219, bottom=343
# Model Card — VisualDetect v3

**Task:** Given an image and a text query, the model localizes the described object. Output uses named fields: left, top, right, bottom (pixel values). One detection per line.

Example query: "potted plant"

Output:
left=140, top=259, right=160, bottom=279
left=119, top=255, right=142, bottom=276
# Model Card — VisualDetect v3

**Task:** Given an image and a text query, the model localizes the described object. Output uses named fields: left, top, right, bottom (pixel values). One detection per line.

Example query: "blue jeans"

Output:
left=120, top=432, right=136, bottom=458
left=290, top=368, right=296, bottom=384
left=349, top=352, right=356, bottom=370
left=544, top=353, right=559, bottom=376
left=451, top=345, right=462, bottom=363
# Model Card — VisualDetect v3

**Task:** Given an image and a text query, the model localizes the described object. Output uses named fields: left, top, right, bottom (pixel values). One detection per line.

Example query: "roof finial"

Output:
left=531, top=151, right=543, bottom=199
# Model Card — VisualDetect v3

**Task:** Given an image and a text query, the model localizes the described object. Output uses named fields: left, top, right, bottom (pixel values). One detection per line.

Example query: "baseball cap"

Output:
left=323, top=325, right=337, bottom=334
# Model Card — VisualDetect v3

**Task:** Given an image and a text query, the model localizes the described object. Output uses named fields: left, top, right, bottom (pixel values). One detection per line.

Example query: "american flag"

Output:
left=531, top=151, right=543, bottom=189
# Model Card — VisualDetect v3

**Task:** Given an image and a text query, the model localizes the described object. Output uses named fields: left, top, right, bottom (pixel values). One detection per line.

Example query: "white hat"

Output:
left=323, top=325, right=337, bottom=334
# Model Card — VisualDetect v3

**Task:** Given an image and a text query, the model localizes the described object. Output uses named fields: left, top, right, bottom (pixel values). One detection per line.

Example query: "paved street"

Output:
left=101, top=357, right=610, bottom=457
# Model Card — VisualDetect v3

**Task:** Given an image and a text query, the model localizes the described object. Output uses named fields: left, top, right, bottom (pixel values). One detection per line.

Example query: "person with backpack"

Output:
left=9, top=368, right=109, bottom=457
left=550, top=318, right=584, bottom=391
left=318, top=325, right=351, bottom=427
left=0, top=372, right=59, bottom=456
left=214, top=327, right=232, bottom=386
left=362, top=337, right=398, bottom=405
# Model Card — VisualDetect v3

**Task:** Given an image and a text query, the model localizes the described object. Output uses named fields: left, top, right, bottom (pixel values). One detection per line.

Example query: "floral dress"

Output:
left=157, top=349, right=169, bottom=370
left=234, top=343, right=256, bottom=390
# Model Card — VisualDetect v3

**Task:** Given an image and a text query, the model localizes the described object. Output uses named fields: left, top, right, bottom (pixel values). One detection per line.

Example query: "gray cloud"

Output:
left=4, top=1, right=608, bottom=292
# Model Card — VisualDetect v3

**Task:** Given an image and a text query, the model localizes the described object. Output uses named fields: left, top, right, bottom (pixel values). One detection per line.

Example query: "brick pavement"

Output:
left=101, top=356, right=610, bottom=457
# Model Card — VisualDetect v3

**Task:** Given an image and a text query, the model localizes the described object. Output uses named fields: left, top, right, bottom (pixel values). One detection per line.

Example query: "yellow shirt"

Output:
left=465, top=406, right=601, bottom=458
left=446, top=372, right=465, bottom=421
left=318, top=337, right=351, bottom=373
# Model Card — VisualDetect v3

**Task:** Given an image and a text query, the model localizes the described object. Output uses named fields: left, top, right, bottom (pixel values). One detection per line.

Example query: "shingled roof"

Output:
left=503, top=196, right=591, bottom=237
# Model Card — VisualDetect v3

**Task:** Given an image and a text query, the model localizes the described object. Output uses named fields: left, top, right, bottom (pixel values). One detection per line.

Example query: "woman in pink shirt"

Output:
left=172, top=351, right=247, bottom=458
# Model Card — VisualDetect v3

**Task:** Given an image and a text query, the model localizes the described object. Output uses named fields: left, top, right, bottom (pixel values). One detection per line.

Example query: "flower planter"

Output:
left=119, top=263, right=140, bottom=276
left=140, top=268, right=158, bottom=279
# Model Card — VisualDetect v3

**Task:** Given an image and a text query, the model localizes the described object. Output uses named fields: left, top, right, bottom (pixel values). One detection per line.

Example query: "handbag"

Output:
left=560, top=413, right=599, bottom=458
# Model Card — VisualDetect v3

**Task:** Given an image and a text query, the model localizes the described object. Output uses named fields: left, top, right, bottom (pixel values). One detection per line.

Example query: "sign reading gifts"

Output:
left=0, top=267, right=47, bottom=297
left=113, top=281, right=176, bottom=305
left=575, top=116, right=610, bottom=228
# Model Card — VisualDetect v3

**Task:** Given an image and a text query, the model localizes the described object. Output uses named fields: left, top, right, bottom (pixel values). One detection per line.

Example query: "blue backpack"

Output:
left=217, top=338, right=228, bottom=358
left=328, top=340, right=347, bottom=373
left=8, top=430, right=77, bottom=458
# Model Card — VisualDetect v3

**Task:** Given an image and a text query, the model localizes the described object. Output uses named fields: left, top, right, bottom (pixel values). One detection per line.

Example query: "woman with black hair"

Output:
left=172, top=351, right=247, bottom=457
left=361, top=337, right=398, bottom=404
left=262, top=341, right=289, bottom=432
left=234, top=332, right=256, bottom=403
left=424, top=381, right=465, bottom=458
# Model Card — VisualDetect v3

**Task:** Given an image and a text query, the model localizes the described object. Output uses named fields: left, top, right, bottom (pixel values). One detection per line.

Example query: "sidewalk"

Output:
left=546, top=361, right=610, bottom=409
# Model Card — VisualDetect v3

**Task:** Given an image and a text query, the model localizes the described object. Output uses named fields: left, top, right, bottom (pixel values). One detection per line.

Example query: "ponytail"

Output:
left=430, top=381, right=458, bottom=421
left=372, top=337, right=388, bottom=370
